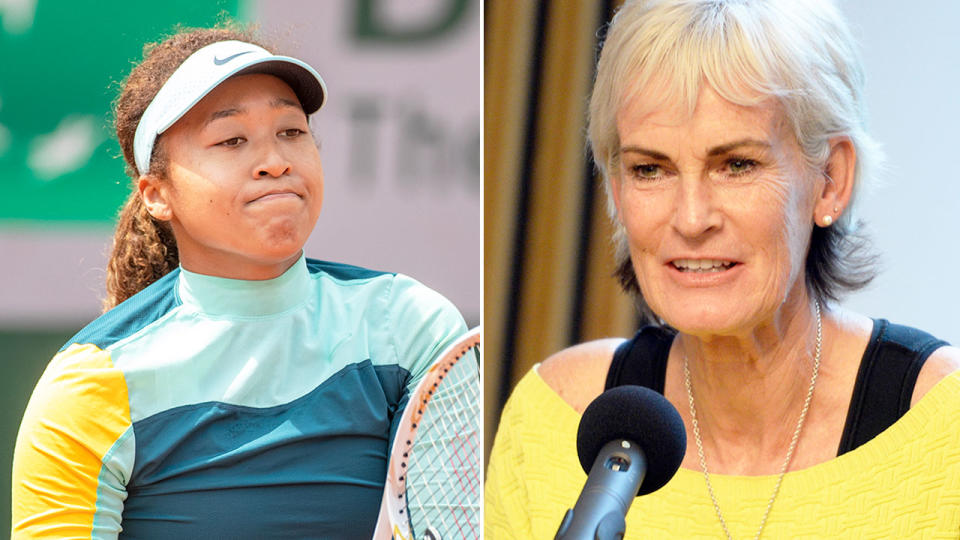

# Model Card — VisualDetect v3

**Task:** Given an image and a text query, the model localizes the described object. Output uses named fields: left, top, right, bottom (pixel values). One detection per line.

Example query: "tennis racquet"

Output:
left=372, top=326, right=481, bottom=540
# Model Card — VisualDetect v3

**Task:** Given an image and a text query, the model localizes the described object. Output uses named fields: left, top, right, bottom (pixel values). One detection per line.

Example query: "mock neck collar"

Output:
left=177, top=254, right=311, bottom=317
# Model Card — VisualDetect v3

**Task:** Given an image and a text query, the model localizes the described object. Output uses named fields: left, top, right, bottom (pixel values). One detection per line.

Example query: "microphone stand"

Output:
left=554, top=439, right=646, bottom=540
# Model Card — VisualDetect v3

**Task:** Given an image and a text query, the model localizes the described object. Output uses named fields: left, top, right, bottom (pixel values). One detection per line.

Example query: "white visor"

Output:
left=132, top=40, right=327, bottom=175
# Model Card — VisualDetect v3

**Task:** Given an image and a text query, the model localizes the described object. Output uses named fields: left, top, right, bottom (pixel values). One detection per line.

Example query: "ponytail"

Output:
left=103, top=190, right=179, bottom=311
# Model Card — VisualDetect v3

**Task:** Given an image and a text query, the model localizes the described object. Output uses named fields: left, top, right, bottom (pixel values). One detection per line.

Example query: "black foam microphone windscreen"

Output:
left=576, top=385, right=686, bottom=495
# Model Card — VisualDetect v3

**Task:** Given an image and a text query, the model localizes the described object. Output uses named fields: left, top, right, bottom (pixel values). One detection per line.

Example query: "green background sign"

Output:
left=0, top=0, right=242, bottom=223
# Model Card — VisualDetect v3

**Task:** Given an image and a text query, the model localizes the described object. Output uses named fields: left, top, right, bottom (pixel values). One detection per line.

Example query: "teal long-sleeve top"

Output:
left=13, top=254, right=466, bottom=539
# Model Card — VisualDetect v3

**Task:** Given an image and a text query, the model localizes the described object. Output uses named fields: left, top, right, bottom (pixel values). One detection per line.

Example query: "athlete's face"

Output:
left=139, top=74, right=324, bottom=280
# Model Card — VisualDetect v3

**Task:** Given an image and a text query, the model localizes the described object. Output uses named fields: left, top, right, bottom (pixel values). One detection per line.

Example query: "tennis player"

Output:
left=11, top=25, right=466, bottom=539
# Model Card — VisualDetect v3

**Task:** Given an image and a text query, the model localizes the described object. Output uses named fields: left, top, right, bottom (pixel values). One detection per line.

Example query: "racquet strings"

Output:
left=405, top=343, right=481, bottom=540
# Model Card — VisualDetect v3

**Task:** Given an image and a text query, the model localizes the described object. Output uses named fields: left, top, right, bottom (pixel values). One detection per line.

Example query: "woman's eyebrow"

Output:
left=620, top=146, right=671, bottom=161
left=271, top=97, right=301, bottom=109
left=205, top=107, right=244, bottom=126
left=706, top=139, right=771, bottom=156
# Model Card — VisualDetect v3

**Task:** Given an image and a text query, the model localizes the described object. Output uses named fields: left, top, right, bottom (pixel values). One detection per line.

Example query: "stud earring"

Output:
left=823, top=215, right=833, bottom=226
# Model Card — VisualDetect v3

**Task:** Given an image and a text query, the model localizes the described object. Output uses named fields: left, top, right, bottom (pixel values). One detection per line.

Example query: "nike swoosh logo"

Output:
left=213, top=51, right=254, bottom=65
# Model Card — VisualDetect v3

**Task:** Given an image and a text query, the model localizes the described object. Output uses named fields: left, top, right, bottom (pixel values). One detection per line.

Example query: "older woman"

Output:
left=485, top=0, right=960, bottom=538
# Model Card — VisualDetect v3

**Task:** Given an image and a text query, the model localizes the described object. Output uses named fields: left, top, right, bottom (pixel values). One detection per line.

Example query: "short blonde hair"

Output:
left=588, top=0, right=880, bottom=318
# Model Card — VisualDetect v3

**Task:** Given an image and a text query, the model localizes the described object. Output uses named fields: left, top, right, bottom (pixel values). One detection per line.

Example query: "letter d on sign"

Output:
left=353, top=0, right=470, bottom=44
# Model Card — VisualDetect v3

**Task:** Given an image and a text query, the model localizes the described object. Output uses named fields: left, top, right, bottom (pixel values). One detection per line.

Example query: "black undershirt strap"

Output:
left=605, top=326, right=676, bottom=394
left=836, top=319, right=949, bottom=455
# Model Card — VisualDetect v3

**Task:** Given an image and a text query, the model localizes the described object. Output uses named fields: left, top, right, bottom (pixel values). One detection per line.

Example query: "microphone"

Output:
left=555, top=385, right=686, bottom=540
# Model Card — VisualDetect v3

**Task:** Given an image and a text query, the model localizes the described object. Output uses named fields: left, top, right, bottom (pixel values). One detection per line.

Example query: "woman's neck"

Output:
left=671, top=296, right=824, bottom=473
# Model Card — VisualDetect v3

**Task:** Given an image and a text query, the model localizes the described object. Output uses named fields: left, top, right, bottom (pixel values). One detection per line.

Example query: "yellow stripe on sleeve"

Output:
left=12, top=343, right=132, bottom=539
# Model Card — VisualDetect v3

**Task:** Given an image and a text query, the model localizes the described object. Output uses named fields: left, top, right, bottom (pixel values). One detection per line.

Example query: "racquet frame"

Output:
left=372, top=326, right=481, bottom=540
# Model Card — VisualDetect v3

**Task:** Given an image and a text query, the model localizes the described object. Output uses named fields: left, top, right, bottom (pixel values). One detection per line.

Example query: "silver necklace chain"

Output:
left=683, top=300, right=821, bottom=540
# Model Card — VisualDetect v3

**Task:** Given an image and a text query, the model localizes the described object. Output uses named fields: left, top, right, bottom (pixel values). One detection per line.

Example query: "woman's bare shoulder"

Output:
left=538, top=339, right=625, bottom=413
left=912, top=344, right=960, bottom=406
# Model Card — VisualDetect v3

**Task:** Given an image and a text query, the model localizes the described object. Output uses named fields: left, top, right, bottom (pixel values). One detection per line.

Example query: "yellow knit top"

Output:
left=485, top=368, right=960, bottom=539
